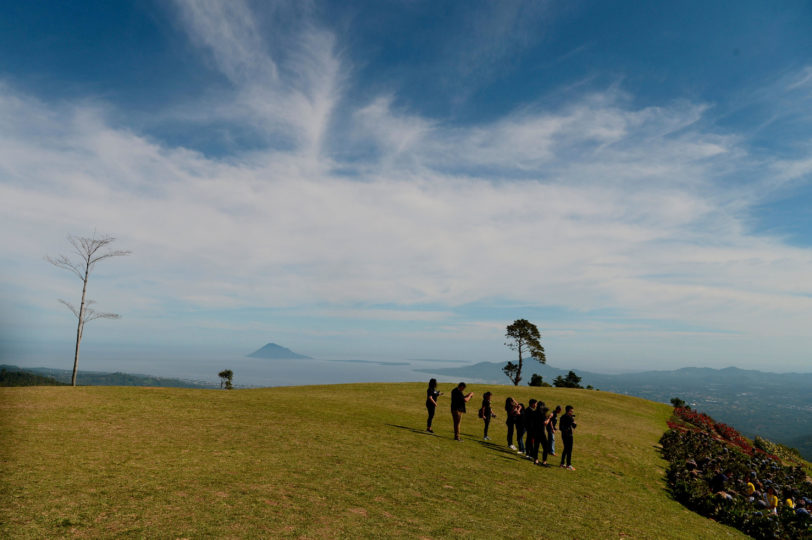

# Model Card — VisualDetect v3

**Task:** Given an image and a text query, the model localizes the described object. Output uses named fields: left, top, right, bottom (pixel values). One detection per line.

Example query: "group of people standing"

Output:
left=425, top=379, right=578, bottom=470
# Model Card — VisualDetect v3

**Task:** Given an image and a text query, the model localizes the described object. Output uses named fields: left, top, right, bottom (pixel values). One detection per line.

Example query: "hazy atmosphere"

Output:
left=3, top=1, right=812, bottom=375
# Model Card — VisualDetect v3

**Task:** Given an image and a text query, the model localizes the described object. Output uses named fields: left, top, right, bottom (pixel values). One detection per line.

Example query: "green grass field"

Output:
left=0, top=383, right=748, bottom=539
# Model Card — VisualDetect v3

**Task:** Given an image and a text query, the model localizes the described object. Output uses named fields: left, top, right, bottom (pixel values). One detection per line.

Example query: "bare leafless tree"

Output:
left=46, top=233, right=131, bottom=386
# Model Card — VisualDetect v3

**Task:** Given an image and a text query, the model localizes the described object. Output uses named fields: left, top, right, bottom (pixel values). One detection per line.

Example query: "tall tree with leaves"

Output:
left=503, top=319, right=546, bottom=386
left=47, top=233, right=130, bottom=386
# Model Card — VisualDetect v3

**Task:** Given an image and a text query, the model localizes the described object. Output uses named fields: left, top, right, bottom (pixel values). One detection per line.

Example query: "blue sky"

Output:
left=2, top=1, right=812, bottom=373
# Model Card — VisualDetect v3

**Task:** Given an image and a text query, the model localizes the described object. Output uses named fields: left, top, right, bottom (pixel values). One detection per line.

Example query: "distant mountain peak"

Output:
left=247, top=343, right=311, bottom=359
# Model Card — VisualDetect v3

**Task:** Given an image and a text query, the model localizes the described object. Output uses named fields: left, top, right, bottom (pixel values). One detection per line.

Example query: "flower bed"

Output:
left=671, top=407, right=779, bottom=460
left=661, top=409, right=811, bottom=539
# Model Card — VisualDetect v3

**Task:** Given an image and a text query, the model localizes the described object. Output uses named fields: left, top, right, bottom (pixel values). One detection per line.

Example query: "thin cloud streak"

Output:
left=3, top=82, right=811, bottom=334
left=2, top=3, right=812, bottom=370
left=174, top=0, right=342, bottom=159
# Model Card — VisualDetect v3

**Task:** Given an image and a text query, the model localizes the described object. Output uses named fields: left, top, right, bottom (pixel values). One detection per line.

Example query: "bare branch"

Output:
left=58, top=299, right=80, bottom=319
left=89, top=249, right=132, bottom=268
left=85, top=308, right=121, bottom=322
left=83, top=301, right=121, bottom=323
left=49, top=234, right=131, bottom=279
left=46, top=255, right=85, bottom=280
left=47, top=232, right=130, bottom=386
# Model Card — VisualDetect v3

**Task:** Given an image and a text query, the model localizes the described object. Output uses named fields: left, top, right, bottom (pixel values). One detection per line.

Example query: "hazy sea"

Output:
left=6, top=347, right=476, bottom=388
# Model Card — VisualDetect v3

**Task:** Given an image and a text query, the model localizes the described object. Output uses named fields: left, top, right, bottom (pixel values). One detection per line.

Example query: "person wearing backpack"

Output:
left=480, top=391, right=496, bottom=440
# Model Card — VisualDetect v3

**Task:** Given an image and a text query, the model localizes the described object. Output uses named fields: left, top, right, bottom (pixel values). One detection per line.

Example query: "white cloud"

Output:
left=174, top=0, right=342, bottom=158
left=786, top=66, right=812, bottom=91
left=3, top=4, right=812, bottom=370
left=313, top=309, right=455, bottom=322
left=3, top=84, right=811, bottom=336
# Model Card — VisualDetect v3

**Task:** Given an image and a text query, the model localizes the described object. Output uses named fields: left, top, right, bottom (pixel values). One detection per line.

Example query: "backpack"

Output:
left=478, top=407, right=485, bottom=419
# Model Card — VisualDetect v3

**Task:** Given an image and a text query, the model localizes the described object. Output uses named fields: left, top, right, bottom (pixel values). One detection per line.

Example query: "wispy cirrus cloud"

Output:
left=174, top=0, right=342, bottom=158
left=2, top=1, right=812, bottom=370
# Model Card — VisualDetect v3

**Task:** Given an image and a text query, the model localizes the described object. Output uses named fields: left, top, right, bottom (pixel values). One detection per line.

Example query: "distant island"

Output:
left=247, top=342, right=312, bottom=360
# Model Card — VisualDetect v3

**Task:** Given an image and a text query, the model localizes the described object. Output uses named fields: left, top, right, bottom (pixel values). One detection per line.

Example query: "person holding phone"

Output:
left=480, top=391, right=496, bottom=440
left=559, top=405, right=577, bottom=470
left=425, top=378, right=442, bottom=433
left=450, top=382, right=474, bottom=441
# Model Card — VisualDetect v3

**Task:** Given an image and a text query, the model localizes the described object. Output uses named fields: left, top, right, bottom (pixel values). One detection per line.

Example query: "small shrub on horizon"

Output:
left=552, top=370, right=583, bottom=388
left=218, top=369, right=234, bottom=390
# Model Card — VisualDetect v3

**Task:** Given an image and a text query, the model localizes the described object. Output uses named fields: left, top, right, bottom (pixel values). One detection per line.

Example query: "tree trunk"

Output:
left=72, top=273, right=89, bottom=386
left=515, top=343, right=523, bottom=386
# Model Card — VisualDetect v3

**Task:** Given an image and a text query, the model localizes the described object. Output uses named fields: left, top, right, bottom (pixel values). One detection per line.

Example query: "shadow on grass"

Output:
left=386, top=423, right=531, bottom=463
left=477, top=439, right=522, bottom=457
left=387, top=423, right=441, bottom=436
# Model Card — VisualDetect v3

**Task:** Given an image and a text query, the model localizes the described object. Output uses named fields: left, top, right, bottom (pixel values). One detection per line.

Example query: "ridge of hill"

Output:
left=0, top=364, right=213, bottom=388
left=246, top=342, right=311, bottom=359
left=418, top=362, right=812, bottom=460
left=0, top=366, right=66, bottom=386
left=0, top=383, right=747, bottom=538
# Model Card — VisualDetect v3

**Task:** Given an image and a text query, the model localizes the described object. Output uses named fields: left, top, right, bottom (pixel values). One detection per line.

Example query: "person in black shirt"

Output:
left=504, top=397, right=519, bottom=450
left=524, top=399, right=539, bottom=461
left=515, top=403, right=526, bottom=454
left=547, top=405, right=561, bottom=456
left=559, top=405, right=577, bottom=470
left=536, top=406, right=551, bottom=466
left=425, top=378, right=442, bottom=433
left=450, top=382, right=474, bottom=441
left=480, top=391, right=496, bottom=440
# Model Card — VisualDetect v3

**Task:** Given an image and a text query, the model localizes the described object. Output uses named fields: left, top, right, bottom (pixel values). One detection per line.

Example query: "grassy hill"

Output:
left=422, top=362, right=812, bottom=461
left=0, top=384, right=747, bottom=538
